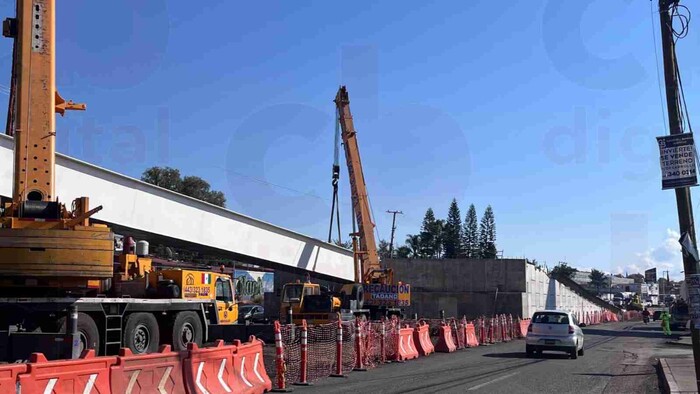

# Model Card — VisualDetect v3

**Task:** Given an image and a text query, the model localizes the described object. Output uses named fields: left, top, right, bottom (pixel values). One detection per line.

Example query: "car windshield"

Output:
left=532, top=312, right=569, bottom=324
left=239, top=306, right=254, bottom=314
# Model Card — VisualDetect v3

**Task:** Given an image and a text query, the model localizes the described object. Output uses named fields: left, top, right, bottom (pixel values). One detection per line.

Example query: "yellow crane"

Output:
left=280, top=86, right=411, bottom=324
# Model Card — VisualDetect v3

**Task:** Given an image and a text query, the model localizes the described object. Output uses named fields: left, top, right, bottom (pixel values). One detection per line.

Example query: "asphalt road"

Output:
left=298, top=321, right=692, bottom=394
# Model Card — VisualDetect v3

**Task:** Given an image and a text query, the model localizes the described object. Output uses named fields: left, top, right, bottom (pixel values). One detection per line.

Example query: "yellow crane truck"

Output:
left=0, top=0, right=242, bottom=360
left=280, top=86, right=412, bottom=325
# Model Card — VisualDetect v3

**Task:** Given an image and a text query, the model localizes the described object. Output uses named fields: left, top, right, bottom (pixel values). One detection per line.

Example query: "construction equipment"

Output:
left=278, top=86, right=410, bottom=324
left=0, top=0, right=251, bottom=360
left=334, top=86, right=410, bottom=318
left=0, top=0, right=113, bottom=293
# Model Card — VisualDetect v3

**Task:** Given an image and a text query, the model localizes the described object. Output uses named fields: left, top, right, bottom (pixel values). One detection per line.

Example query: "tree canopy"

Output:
left=589, top=269, right=607, bottom=292
left=442, top=199, right=463, bottom=258
left=479, top=205, right=497, bottom=259
left=141, top=166, right=227, bottom=207
left=550, top=262, right=577, bottom=279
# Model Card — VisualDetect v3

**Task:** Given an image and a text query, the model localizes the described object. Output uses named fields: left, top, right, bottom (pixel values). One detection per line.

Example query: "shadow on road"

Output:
left=583, top=327, right=674, bottom=339
left=482, top=352, right=569, bottom=360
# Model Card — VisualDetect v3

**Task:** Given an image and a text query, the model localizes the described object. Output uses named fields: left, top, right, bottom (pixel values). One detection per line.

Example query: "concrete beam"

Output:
left=0, top=134, right=354, bottom=281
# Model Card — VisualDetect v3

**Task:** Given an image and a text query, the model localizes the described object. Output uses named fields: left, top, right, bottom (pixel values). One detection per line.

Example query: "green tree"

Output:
left=443, top=199, right=463, bottom=258
left=551, top=262, right=577, bottom=280
left=141, top=166, right=182, bottom=191
left=405, top=234, right=422, bottom=258
left=478, top=205, right=497, bottom=259
left=419, top=208, right=438, bottom=258
left=395, top=245, right=411, bottom=258
left=377, top=239, right=391, bottom=258
left=141, top=166, right=227, bottom=207
left=462, top=204, right=479, bottom=258
left=589, top=269, right=607, bottom=294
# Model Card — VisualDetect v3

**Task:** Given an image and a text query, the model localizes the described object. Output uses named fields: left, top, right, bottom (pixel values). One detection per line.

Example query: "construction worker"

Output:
left=661, top=310, right=672, bottom=336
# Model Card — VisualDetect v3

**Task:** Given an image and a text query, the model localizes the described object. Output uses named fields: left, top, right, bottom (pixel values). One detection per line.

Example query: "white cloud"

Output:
left=625, top=228, right=683, bottom=279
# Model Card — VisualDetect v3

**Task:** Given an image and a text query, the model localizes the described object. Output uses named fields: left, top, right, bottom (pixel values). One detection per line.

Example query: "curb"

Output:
left=659, top=358, right=679, bottom=394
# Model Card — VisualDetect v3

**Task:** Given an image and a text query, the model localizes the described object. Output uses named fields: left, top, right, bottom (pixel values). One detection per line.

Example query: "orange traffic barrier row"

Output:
left=4, top=336, right=271, bottom=394
left=413, top=322, right=434, bottom=356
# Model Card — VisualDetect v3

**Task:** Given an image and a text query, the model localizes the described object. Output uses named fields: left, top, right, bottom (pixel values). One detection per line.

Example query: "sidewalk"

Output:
left=659, top=356, right=697, bottom=393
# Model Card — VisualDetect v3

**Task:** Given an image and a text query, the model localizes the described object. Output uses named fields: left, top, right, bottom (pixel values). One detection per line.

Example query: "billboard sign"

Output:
left=233, top=270, right=274, bottom=303
left=657, top=134, right=698, bottom=190
left=645, top=268, right=657, bottom=283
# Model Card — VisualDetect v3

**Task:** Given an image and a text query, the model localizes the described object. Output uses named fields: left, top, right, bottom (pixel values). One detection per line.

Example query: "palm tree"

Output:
left=405, top=234, right=422, bottom=258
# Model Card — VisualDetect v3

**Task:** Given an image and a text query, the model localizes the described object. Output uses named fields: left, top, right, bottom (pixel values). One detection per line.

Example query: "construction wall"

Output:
left=386, top=258, right=608, bottom=320
left=384, top=258, right=527, bottom=319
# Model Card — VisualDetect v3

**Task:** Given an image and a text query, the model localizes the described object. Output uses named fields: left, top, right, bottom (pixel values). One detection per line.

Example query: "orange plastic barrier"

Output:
left=465, top=323, right=479, bottom=347
left=435, top=324, right=457, bottom=353
left=18, top=350, right=115, bottom=394
left=395, top=326, right=419, bottom=361
left=413, top=322, right=434, bottom=356
left=0, top=363, right=26, bottom=393
left=110, top=344, right=185, bottom=394
left=612, top=313, right=619, bottom=322
left=183, top=340, right=237, bottom=394
left=231, top=337, right=273, bottom=394
left=520, top=320, right=530, bottom=338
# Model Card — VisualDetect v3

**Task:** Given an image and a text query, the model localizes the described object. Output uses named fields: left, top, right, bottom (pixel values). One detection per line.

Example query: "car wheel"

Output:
left=570, top=347, right=578, bottom=359
left=577, top=346, right=584, bottom=356
left=123, top=313, right=160, bottom=355
left=526, top=345, right=534, bottom=358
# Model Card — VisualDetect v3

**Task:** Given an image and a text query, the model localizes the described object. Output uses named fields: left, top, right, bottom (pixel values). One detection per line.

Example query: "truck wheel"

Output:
left=123, top=313, right=160, bottom=355
left=170, top=312, right=203, bottom=351
left=57, top=312, right=99, bottom=355
left=350, top=284, right=364, bottom=309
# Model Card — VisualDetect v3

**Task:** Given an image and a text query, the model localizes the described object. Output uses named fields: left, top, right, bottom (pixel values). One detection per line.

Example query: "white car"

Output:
left=525, top=310, right=585, bottom=359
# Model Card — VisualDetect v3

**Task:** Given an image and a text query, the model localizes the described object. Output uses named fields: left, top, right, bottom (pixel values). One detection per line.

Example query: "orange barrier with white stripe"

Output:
left=435, top=324, right=457, bottom=353
left=183, top=340, right=236, bottom=394
left=413, top=322, right=434, bottom=356
left=110, top=345, right=185, bottom=394
left=395, top=325, right=419, bottom=361
left=231, top=337, right=272, bottom=394
left=465, top=323, right=479, bottom=347
left=0, top=363, right=26, bottom=393
left=18, top=350, right=115, bottom=394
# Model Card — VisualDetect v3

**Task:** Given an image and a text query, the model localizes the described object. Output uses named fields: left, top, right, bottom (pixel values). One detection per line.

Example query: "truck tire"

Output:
left=57, top=312, right=99, bottom=355
left=170, top=312, right=203, bottom=352
left=123, top=313, right=160, bottom=355
left=351, top=284, right=364, bottom=309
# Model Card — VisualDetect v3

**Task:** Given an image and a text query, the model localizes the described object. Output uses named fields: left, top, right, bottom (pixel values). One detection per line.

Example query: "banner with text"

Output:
left=657, top=134, right=698, bottom=190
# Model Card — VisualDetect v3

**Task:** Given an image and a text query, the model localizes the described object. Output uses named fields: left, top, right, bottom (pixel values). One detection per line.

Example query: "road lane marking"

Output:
left=467, top=372, right=518, bottom=391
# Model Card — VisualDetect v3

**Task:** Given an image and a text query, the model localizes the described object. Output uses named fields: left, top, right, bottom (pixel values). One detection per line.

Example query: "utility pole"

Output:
left=659, top=0, right=700, bottom=387
left=386, top=210, right=403, bottom=258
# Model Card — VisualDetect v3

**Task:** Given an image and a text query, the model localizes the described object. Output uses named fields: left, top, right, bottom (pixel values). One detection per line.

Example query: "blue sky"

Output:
left=0, top=0, right=695, bottom=279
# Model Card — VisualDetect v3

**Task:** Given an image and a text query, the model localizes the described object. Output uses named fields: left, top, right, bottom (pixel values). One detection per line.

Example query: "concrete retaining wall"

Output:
left=386, top=258, right=609, bottom=319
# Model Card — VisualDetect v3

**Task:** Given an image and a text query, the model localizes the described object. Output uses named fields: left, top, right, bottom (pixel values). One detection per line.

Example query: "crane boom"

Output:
left=334, top=86, right=382, bottom=284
